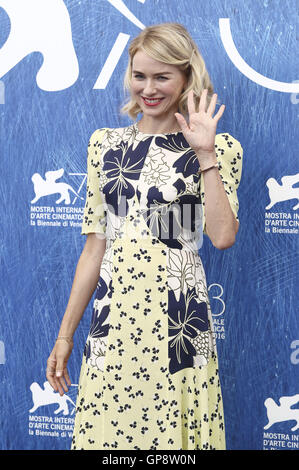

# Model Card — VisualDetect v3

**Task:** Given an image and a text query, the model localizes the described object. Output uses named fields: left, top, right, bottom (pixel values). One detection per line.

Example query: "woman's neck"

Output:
left=137, top=116, right=181, bottom=134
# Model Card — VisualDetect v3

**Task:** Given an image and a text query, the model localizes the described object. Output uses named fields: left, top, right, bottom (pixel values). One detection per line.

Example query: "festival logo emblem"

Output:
left=264, top=173, right=299, bottom=235
left=264, top=394, right=299, bottom=432
left=30, top=168, right=86, bottom=228
left=28, top=380, right=77, bottom=439
left=263, top=394, right=299, bottom=450
left=29, top=381, right=76, bottom=416
left=265, top=174, right=299, bottom=211
left=31, top=169, right=83, bottom=205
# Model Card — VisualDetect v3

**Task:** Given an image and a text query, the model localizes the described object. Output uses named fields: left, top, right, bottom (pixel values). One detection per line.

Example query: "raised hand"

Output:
left=175, top=89, right=225, bottom=156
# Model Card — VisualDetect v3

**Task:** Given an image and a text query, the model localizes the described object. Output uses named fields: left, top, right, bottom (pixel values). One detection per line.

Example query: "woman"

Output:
left=46, top=22, right=243, bottom=450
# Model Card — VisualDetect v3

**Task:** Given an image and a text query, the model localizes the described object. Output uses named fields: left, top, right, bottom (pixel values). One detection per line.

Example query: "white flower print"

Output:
left=142, top=147, right=171, bottom=188
left=167, top=249, right=196, bottom=301
left=88, top=337, right=108, bottom=372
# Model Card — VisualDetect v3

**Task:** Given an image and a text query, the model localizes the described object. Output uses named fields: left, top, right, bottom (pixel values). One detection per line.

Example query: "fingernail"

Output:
left=56, top=372, right=62, bottom=377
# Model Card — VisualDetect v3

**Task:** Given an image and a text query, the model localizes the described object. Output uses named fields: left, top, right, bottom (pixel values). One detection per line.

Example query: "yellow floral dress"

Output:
left=71, top=122, right=243, bottom=450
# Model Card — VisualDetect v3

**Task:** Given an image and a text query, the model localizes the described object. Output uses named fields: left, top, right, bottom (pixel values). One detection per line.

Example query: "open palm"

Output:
left=175, top=89, right=225, bottom=155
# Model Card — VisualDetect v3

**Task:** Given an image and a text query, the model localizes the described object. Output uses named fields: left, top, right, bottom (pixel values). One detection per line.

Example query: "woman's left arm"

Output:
left=195, top=149, right=239, bottom=249
left=175, top=88, right=240, bottom=249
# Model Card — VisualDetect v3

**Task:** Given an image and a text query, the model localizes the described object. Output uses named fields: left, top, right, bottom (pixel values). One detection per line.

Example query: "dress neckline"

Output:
left=132, top=122, right=183, bottom=136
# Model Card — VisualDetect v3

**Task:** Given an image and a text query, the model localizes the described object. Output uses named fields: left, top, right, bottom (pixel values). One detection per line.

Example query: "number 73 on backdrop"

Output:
left=0, top=0, right=298, bottom=95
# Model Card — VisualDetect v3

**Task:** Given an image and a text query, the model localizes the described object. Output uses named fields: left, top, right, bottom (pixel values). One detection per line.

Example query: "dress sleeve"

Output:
left=199, top=133, right=243, bottom=235
left=81, top=128, right=108, bottom=236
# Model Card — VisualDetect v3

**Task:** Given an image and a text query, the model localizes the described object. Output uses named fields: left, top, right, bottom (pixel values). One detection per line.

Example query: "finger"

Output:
left=56, top=356, right=70, bottom=394
left=56, top=378, right=66, bottom=396
left=206, top=93, right=217, bottom=116
left=57, top=374, right=69, bottom=394
left=64, top=367, right=72, bottom=387
left=174, top=112, right=189, bottom=133
left=46, top=357, right=57, bottom=389
left=47, top=356, right=56, bottom=368
left=46, top=368, right=58, bottom=392
left=54, top=369, right=67, bottom=396
left=58, top=368, right=70, bottom=391
left=213, top=104, right=225, bottom=122
left=198, top=88, right=208, bottom=113
left=47, top=356, right=68, bottom=395
left=187, top=89, right=196, bottom=115
left=56, top=352, right=66, bottom=378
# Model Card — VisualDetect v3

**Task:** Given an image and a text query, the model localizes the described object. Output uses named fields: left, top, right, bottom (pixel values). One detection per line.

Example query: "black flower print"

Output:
left=155, top=134, right=198, bottom=178
left=136, top=185, right=182, bottom=249
left=102, top=137, right=153, bottom=215
left=136, top=183, right=201, bottom=250
left=168, top=287, right=209, bottom=374
left=84, top=276, right=111, bottom=361
left=89, top=305, right=110, bottom=340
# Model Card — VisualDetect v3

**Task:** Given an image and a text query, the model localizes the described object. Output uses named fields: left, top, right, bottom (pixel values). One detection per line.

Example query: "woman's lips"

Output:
left=142, top=97, right=164, bottom=107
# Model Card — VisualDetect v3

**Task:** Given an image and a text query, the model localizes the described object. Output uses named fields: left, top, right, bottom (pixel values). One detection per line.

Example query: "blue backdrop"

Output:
left=0, top=0, right=298, bottom=451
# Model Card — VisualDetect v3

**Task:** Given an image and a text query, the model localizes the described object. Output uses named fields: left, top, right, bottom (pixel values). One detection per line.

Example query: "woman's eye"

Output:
left=133, top=75, right=167, bottom=80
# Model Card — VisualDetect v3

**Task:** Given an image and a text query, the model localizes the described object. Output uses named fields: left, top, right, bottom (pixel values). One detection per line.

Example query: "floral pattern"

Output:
left=102, top=137, right=152, bottom=215
left=168, top=286, right=209, bottom=374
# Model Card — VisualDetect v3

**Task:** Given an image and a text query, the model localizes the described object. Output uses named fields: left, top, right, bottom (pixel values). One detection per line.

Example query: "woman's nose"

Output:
left=143, top=80, right=157, bottom=95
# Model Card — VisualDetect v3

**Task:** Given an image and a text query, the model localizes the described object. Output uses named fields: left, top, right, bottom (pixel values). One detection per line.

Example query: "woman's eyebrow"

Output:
left=132, top=70, right=173, bottom=75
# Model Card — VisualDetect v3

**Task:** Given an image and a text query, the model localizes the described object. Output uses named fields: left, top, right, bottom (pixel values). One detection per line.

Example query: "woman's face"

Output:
left=130, top=50, right=187, bottom=119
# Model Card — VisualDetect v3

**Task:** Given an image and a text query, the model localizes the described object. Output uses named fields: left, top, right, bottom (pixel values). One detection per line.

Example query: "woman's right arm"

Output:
left=46, top=233, right=106, bottom=395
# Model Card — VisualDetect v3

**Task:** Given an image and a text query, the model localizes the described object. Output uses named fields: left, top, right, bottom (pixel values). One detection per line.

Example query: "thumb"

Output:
left=56, top=367, right=63, bottom=378
left=56, top=356, right=65, bottom=377
left=174, top=113, right=189, bottom=133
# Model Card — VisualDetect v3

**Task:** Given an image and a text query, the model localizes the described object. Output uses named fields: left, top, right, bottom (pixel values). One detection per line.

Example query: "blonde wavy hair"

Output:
left=120, top=22, right=214, bottom=121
